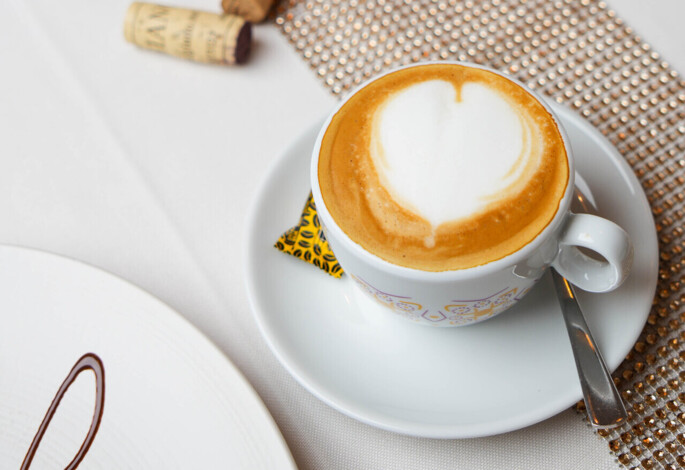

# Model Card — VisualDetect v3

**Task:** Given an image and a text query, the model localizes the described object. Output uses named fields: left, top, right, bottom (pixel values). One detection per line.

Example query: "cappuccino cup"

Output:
left=311, top=62, right=632, bottom=327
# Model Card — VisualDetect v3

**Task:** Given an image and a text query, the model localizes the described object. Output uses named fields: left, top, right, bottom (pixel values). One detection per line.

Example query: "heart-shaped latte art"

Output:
left=370, top=80, right=533, bottom=228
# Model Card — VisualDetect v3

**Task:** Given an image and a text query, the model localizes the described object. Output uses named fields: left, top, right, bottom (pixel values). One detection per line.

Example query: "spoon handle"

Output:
left=551, top=270, right=628, bottom=428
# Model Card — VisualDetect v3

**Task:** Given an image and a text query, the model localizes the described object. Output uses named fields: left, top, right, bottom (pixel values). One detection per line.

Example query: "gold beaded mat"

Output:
left=275, top=0, right=685, bottom=467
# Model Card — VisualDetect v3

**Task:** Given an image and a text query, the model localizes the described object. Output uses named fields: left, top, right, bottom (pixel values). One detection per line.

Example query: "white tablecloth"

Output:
left=1, top=0, right=682, bottom=468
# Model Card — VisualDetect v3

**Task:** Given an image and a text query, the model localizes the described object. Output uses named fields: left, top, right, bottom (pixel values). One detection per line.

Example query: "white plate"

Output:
left=245, top=104, right=658, bottom=438
left=0, top=246, right=296, bottom=468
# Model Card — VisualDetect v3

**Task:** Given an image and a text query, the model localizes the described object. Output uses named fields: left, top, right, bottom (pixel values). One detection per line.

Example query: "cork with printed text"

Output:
left=124, top=2, right=252, bottom=65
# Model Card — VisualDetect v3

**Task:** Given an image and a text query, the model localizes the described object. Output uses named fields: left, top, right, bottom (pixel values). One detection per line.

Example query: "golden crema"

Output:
left=318, top=63, right=569, bottom=271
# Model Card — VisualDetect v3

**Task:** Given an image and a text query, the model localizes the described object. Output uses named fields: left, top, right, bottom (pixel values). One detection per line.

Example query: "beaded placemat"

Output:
left=274, top=0, right=685, bottom=467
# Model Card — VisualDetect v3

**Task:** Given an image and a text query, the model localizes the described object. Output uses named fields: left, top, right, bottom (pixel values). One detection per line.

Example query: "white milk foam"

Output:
left=370, top=79, right=534, bottom=228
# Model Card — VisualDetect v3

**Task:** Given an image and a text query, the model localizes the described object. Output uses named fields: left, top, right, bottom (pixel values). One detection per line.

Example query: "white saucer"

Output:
left=0, top=246, right=296, bottom=468
left=245, top=104, right=658, bottom=438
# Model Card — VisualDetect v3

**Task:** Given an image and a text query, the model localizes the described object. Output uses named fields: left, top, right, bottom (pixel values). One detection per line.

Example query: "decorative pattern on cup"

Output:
left=443, top=286, right=531, bottom=325
left=350, top=275, right=424, bottom=321
left=351, top=275, right=532, bottom=325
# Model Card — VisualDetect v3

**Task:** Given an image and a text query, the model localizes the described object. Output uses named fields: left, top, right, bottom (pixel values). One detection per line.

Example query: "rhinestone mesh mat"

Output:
left=274, top=0, right=685, bottom=467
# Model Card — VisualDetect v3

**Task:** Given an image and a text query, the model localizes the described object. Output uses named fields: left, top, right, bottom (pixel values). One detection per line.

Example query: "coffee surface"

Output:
left=318, top=63, right=568, bottom=271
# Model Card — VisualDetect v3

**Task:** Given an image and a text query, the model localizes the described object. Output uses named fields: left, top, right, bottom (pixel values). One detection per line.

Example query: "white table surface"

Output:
left=0, top=0, right=682, bottom=468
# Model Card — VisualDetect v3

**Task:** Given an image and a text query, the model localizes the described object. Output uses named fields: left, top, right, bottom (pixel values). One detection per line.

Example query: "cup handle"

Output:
left=551, top=213, right=633, bottom=293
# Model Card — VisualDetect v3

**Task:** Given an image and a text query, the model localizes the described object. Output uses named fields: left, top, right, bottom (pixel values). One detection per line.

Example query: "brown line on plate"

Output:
left=21, top=353, right=105, bottom=470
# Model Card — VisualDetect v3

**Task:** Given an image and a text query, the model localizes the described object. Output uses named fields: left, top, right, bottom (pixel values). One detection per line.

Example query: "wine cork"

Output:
left=221, top=0, right=273, bottom=23
left=124, top=2, right=252, bottom=65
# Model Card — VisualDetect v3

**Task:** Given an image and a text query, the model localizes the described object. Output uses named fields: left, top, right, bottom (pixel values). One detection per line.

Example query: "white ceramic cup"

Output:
left=311, top=62, right=633, bottom=327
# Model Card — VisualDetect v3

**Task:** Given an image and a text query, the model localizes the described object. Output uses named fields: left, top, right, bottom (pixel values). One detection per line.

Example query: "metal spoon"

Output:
left=552, top=187, right=627, bottom=428
left=551, top=270, right=627, bottom=428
